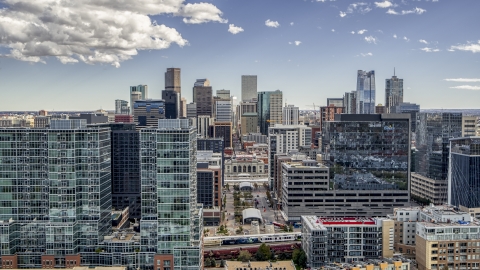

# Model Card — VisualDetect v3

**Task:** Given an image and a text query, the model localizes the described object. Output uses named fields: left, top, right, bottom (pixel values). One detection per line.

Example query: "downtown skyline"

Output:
left=0, top=0, right=479, bottom=110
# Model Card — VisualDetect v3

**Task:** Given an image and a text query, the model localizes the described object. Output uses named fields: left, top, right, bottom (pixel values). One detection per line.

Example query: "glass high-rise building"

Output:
left=140, top=119, right=203, bottom=269
left=0, top=119, right=111, bottom=267
left=385, top=75, right=403, bottom=113
left=448, top=137, right=480, bottom=208
left=356, top=70, right=376, bottom=114
left=257, top=90, right=283, bottom=135
left=241, top=75, right=257, bottom=102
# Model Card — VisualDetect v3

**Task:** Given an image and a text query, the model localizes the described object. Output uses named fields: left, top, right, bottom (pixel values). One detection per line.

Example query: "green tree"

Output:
left=238, top=250, right=251, bottom=262
left=292, top=249, right=307, bottom=267
left=255, top=243, right=272, bottom=261
left=226, top=183, right=230, bottom=191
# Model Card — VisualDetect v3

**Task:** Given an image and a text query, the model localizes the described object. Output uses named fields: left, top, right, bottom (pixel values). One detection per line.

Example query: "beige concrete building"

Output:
left=240, top=112, right=258, bottom=135
left=224, top=260, right=295, bottom=270
left=411, top=173, right=448, bottom=205
left=225, top=155, right=266, bottom=179
left=462, top=115, right=477, bottom=137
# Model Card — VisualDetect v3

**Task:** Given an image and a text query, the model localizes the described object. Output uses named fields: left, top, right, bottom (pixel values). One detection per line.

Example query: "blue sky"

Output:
left=0, top=0, right=479, bottom=111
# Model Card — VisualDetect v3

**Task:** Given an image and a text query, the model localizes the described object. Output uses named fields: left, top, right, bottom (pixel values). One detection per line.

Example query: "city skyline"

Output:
left=0, top=0, right=479, bottom=110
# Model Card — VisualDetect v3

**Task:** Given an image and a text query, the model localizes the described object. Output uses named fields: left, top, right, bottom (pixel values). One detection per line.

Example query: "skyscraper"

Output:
left=282, top=104, right=299, bottom=125
left=162, top=90, right=180, bottom=119
left=257, top=90, right=283, bottom=135
left=165, top=68, right=181, bottom=94
left=115, top=99, right=129, bottom=115
left=140, top=119, right=203, bottom=269
left=449, top=137, right=480, bottom=208
left=0, top=119, right=111, bottom=267
left=385, top=74, right=404, bottom=113
left=356, top=70, right=376, bottom=114
left=133, top=99, right=165, bottom=129
left=193, top=79, right=213, bottom=117
left=241, top=75, right=257, bottom=102
left=216, top=89, right=230, bottom=100
left=343, top=91, right=356, bottom=114
left=214, top=100, right=232, bottom=122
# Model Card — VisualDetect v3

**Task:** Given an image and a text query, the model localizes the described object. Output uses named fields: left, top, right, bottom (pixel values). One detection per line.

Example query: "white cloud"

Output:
left=265, top=19, right=280, bottom=28
left=294, top=41, right=302, bottom=46
left=449, top=41, right=480, bottom=53
left=0, top=0, right=228, bottom=67
left=393, top=34, right=397, bottom=39
left=420, top=47, right=440, bottom=52
left=387, top=7, right=427, bottom=15
left=331, top=29, right=335, bottom=32
left=290, top=22, right=294, bottom=26
left=403, top=36, right=410, bottom=42
left=228, top=24, right=244, bottom=34
left=365, top=36, right=377, bottom=44
left=357, top=29, right=368, bottom=34
left=340, top=2, right=372, bottom=18
left=180, top=3, right=227, bottom=24
left=419, top=39, right=429, bottom=44
left=375, top=1, right=393, bottom=8
left=351, top=31, right=356, bottom=34
left=360, top=52, right=373, bottom=57
left=449, top=85, right=480, bottom=90
left=445, top=78, right=480, bottom=82
left=386, top=9, right=399, bottom=14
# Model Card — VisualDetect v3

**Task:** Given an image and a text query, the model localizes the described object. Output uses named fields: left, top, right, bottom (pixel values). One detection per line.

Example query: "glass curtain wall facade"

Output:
left=449, top=137, right=480, bottom=208
left=356, top=70, right=376, bottom=114
left=0, top=120, right=111, bottom=267
left=140, top=119, right=203, bottom=270
left=322, top=114, right=410, bottom=191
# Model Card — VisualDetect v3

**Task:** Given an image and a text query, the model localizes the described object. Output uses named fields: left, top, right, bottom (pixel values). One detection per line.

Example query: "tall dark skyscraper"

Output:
left=165, top=68, right=181, bottom=94
left=162, top=90, right=180, bottom=119
left=193, top=79, right=213, bottom=117
left=356, top=70, right=376, bottom=114
left=385, top=74, right=404, bottom=113
left=257, top=90, right=282, bottom=135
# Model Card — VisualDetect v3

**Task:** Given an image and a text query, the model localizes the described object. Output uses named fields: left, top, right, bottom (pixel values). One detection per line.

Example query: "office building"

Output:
left=186, top=102, right=197, bottom=118
left=197, top=151, right=222, bottom=209
left=241, top=75, right=257, bottom=102
left=462, top=116, right=478, bottom=137
left=165, top=68, right=181, bottom=94
left=356, top=70, right=376, bottom=114
left=39, top=110, right=48, bottom=116
left=241, top=133, right=267, bottom=144
left=258, top=90, right=283, bottom=135
left=212, top=122, right=232, bottom=148
left=319, top=104, right=344, bottom=129
left=130, top=85, right=148, bottom=114
left=162, top=90, right=180, bottom=119
left=139, top=119, right=203, bottom=269
left=193, top=79, right=213, bottom=117
left=385, top=74, right=404, bottom=113
left=240, top=113, right=258, bottom=135
left=282, top=104, right=299, bottom=125
left=268, top=125, right=312, bottom=196
left=327, top=98, right=344, bottom=107
left=216, top=89, right=230, bottom=100
left=195, top=115, right=213, bottom=138
left=391, top=102, right=420, bottom=132
left=133, top=99, right=165, bottom=129
left=214, top=100, right=232, bottom=122
left=302, top=216, right=394, bottom=268
left=281, top=161, right=331, bottom=220
left=375, top=104, right=386, bottom=114
left=416, top=112, right=462, bottom=180
left=449, top=137, right=480, bottom=208
left=91, top=123, right=141, bottom=219
left=236, top=101, right=257, bottom=130
left=180, top=97, right=187, bottom=118
left=343, top=91, right=356, bottom=114
left=411, top=172, right=448, bottom=205
left=34, top=116, right=50, bottom=128
left=70, top=113, right=108, bottom=124
left=321, top=114, right=411, bottom=216
left=0, top=120, right=111, bottom=268
left=197, top=138, right=225, bottom=185
left=115, top=99, right=130, bottom=115
left=225, top=155, right=266, bottom=179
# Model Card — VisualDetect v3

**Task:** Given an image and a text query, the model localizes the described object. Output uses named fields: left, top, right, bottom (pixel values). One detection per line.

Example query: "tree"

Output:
left=253, top=183, right=258, bottom=190
left=292, top=249, right=307, bottom=267
left=255, top=243, right=272, bottom=261
left=226, top=183, right=230, bottom=191
left=238, top=250, right=251, bottom=262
